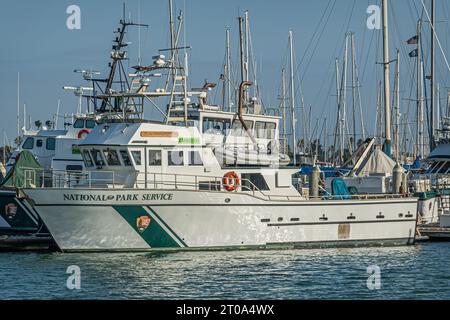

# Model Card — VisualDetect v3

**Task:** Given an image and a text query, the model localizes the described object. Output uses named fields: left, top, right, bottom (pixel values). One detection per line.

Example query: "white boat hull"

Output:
left=23, top=189, right=419, bottom=252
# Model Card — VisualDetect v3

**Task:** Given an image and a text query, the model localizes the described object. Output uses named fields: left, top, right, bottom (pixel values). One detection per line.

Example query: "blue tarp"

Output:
left=402, top=156, right=421, bottom=170
left=331, top=178, right=352, bottom=200
left=299, top=165, right=344, bottom=178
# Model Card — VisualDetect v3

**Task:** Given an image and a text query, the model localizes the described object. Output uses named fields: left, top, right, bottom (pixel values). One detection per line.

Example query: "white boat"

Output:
left=21, top=94, right=419, bottom=252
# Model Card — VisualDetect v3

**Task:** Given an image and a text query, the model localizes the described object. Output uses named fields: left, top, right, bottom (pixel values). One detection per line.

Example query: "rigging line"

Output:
left=309, top=0, right=356, bottom=102
left=299, top=0, right=334, bottom=67
left=298, top=0, right=336, bottom=81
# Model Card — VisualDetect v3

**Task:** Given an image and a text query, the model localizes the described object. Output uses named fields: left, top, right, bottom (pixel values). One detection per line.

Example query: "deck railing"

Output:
left=21, top=168, right=410, bottom=202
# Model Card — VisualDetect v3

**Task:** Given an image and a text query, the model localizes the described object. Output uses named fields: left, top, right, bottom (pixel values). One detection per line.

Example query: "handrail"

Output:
left=20, top=167, right=414, bottom=202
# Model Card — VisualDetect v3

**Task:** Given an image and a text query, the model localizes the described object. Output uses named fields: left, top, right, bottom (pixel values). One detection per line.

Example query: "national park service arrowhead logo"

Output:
left=5, top=203, right=18, bottom=220
left=136, top=216, right=151, bottom=233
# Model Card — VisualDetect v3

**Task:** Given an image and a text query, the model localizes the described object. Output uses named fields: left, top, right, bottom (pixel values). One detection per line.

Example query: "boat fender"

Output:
left=223, top=172, right=240, bottom=192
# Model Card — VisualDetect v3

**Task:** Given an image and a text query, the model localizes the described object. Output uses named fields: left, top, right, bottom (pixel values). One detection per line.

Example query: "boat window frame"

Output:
left=90, top=149, right=106, bottom=167
left=148, top=149, right=162, bottom=167
left=85, top=119, right=96, bottom=129
left=188, top=150, right=203, bottom=166
left=131, top=150, right=143, bottom=166
left=230, top=120, right=254, bottom=137
left=168, top=150, right=184, bottom=166
left=103, top=149, right=122, bottom=167
left=73, top=119, right=85, bottom=129
left=22, top=137, right=34, bottom=150
left=82, top=150, right=94, bottom=168
left=46, top=137, right=56, bottom=151
left=119, top=150, right=133, bottom=167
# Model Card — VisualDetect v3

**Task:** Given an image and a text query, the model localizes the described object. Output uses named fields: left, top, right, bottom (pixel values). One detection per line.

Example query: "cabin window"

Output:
left=119, top=150, right=132, bottom=167
left=148, top=150, right=162, bottom=166
left=73, top=119, right=84, bottom=128
left=203, top=118, right=231, bottom=135
left=36, top=139, right=43, bottom=148
left=255, top=122, right=277, bottom=139
left=85, top=120, right=96, bottom=129
left=46, top=138, right=56, bottom=151
left=82, top=150, right=94, bottom=167
left=241, top=173, right=270, bottom=191
left=91, top=149, right=106, bottom=167
left=131, top=151, right=142, bottom=166
left=189, top=151, right=203, bottom=166
left=231, top=120, right=253, bottom=136
left=103, top=149, right=121, bottom=166
left=22, top=137, right=34, bottom=150
left=442, top=162, right=450, bottom=174
left=168, top=151, right=184, bottom=166
left=66, top=165, right=83, bottom=172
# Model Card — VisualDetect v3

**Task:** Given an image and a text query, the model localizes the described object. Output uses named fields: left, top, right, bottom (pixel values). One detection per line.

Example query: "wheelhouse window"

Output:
left=148, top=150, right=162, bottom=166
left=168, top=151, right=184, bottom=166
left=82, top=150, right=94, bottom=167
left=73, top=119, right=84, bottom=128
left=85, top=120, right=96, bottom=129
left=46, top=138, right=56, bottom=150
left=36, top=139, right=43, bottom=148
left=131, top=151, right=142, bottom=166
left=119, top=150, right=132, bottom=167
left=22, top=137, right=34, bottom=150
left=203, top=118, right=231, bottom=135
left=230, top=120, right=253, bottom=136
left=189, top=151, right=203, bottom=166
left=255, top=122, right=277, bottom=139
left=103, top=149, right=121, bottom=166
left=91, top=149, right=105, bottom=167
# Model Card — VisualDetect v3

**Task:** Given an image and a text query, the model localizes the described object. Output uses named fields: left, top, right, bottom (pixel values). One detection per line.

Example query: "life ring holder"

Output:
left=78, top=129, right=91, bottom=139
left=223, top=172, right=240, bottom=192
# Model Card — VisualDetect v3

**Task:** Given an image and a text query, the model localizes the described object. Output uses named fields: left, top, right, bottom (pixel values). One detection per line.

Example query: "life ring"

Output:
left=78, top=129, right=91, bottom=139
left=223, top=171, right=240, bottom=192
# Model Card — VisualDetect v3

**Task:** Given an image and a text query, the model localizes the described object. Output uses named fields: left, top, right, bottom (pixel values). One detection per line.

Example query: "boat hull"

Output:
left=23, top=189, right=419, bottom=252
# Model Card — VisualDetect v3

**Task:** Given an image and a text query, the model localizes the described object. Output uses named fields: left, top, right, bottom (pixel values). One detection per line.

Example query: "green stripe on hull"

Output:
left=113, top=206, right=180, bottom=248
left=145, top=206, right=188, bottom=247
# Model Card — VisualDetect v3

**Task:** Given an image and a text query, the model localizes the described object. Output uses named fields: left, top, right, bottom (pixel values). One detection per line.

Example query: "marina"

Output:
left=2, top=0, right=450, bottom=303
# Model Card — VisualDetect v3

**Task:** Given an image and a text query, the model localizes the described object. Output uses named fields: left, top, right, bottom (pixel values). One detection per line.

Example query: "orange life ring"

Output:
left=223, top=172, right=240, bottom=192
left=78, top=129, right=91, bottom=139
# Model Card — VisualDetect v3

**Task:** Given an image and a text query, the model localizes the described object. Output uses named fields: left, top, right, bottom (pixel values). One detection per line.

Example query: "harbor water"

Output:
left=1, top=242, right=450, bottom=300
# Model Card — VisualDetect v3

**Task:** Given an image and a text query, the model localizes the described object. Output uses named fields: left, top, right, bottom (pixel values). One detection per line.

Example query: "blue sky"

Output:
left=1, top=0, right=449, bottom=147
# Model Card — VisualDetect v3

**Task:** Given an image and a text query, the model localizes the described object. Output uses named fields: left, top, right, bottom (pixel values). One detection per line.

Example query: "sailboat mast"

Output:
left=395, top=48, right=400, bottom=160
left=416, top=20, right=423, bottom=158
left=289, top=30, right=297, bottom=166
left=342, top=34, right=349, bottom=160
left=382, top=0, right=392, bottom=156
left=226, top=28, right=232, bottom=112
left=430, top=0, right=436, bottom=150
left=351, top=33, right=357, bottom=151
left=281, top=68, right=287, bottom=151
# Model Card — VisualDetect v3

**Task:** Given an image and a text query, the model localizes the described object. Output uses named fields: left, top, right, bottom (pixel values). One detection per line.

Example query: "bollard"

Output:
left=402, top=171, right=408, bottom=195
left=309, top=166, right=321, bottom=199
left=392, top=162, right=403, bottom=194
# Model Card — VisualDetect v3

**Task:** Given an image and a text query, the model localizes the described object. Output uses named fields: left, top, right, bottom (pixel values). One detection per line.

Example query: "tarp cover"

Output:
left=331, top=178, right=352, bottom=200
left=0, top=151, right=42, bottom=188
left=357, top=149, right=397, bottom=177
